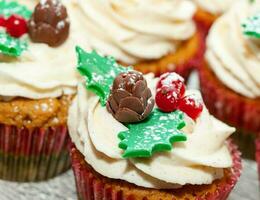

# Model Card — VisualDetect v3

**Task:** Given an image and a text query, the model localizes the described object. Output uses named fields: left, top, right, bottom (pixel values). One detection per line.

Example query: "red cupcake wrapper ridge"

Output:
left=199, top=62, right=260, bottom=134
left=0, top=124, right=71, bottom=182
left=70, top=140, right=241, bottom=200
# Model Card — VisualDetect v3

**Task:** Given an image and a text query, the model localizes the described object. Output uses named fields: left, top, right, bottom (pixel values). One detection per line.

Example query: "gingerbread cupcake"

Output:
left=0, top=0, right=92, bottom=182
left=199, top=0, right=260, bottom=158
left=74, top=0, right=204, bottom=78
left=192, top=0, right=236, bottom=32
left=68, top=47, right=241, bottom=200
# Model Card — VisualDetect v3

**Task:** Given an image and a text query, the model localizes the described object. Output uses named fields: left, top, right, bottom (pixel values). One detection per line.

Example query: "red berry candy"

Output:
left=0, top=16, right=6, bottom=27
left=155, top=85, right=179, bottom=112
left=5, top=15, right=28, bottom=38
left=157, top=72, right=186, bottom=99
left=178, top=96, right=203, bottom=120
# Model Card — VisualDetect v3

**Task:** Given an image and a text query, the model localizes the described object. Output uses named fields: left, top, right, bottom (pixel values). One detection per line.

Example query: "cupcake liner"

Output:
left=256, top=134, right=260, bottom=182
left=199, top=62, right=260, bottom=134
left=133, top=30, right=205, bottom=79
left=0, top=124, right=71, bottom=182
left=70, top=140, right=241, bottom=200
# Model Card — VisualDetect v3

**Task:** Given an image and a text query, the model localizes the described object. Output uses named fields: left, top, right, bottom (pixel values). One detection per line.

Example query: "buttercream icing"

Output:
left=206, top=0, right=260, bottom=98
left=68, top=75, right=235, bottom=188
left=193, top=0, right=235, bottom=14
left=0, top=0, right=91, bottom=99
left=75, top=0, right=196, bottom=64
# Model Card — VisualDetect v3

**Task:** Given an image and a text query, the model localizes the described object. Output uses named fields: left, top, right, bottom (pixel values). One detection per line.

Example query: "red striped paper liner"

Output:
left=0, top=124, right=71, bottom=182
left=70, top=140, right=241, bottom=200
left=199, top=62, right=260, bottom=134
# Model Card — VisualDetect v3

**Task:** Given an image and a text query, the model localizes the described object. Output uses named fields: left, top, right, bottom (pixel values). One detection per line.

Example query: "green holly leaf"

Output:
left=118, top=109, right=187, bottom=158
left=0, top=33, right=27, bottom=57
left=0, top=0, right=32, bottom=19
left=242, top=13, right=260, bottom=39
left=76, top=46, right=131, bottom=106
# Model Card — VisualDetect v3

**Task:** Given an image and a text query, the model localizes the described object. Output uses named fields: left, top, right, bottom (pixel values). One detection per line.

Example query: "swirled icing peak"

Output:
left=0, top=0, right=93, bottom=99
left=68, top=77, right=234, bottom=188
left=193, top=0, right=235, bottom=14
left=76, top=0, right=196, bottom=64
left=206, top=0, right=260, bottom=98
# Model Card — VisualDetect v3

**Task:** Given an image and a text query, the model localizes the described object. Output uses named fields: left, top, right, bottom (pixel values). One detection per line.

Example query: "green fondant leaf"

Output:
left=242, top=13, right=260, bottom=39
left=76, top=46, right=131, bottom=106
left=0, top=32, right=27, bottom=57
left=0, top=0, right=32, bottom=19
left=118, top=109, right=187, bottom=158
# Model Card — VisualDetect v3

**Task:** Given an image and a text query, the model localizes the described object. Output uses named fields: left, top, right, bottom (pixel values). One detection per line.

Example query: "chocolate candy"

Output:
left=28, top=0, right=70, bottom=47
left=107, top=71, right=154, bottom=123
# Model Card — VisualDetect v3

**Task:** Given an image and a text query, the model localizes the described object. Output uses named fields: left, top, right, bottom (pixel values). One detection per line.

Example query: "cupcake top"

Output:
left=192, top=0, right=235, bottom=14
left=0, top=0, right=92, bottom=100
left=206, top=0, right=260, bottom=98
left=75, top=0, right=196, bottom=64
left=68, top=47, right=235, bottom=188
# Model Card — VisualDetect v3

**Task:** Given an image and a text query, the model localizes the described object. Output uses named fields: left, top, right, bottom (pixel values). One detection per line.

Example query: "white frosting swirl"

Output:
left=0, top=0, right=92, bottom=99
left=68, top=75, right=234, bottom=188
left=206, top=0, right=260, bottom=98
left=193, top=0, right=235, bottom=14
left=75, top=0, right=196, bottom=64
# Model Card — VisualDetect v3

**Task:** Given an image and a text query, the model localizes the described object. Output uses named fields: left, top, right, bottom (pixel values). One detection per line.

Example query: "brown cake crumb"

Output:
left=0, top=95, right=73, bottom=129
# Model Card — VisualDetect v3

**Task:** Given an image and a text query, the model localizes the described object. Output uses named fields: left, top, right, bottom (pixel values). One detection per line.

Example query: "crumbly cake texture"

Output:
left=0, top=95, right=73, bottom=128
left=132, top=31, right=205, bottom=78
left=199, top=62, right=260, bottom=134
left=0, top=95, right=73, bottom=182
left=70, top=140, right=241, bottom=200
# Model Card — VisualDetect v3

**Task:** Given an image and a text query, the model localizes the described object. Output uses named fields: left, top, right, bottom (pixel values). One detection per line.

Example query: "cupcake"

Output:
left=0, top=0, right=92, bottom=181
left=199, top=0, right=260, bottom=158
left=192, top=0, right=236, bottom=32
left=68, top=47, right=241, bottom=200
left=75, top=0, right=205, bottom=78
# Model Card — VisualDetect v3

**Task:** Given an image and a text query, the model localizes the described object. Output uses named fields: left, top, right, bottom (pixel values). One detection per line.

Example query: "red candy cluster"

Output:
left=0, top=15, right=28, bottom=38
left=156, top=72, right=203, bottom=120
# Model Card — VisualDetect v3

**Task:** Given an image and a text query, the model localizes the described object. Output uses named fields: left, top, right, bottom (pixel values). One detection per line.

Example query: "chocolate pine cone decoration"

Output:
left=28, top=0, right=70, bottom=47
left=107, top=71, right=155, bottom=123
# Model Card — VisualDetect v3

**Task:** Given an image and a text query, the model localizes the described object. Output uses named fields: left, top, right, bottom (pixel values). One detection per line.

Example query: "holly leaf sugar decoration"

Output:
left=0, top=0, right=32, bottom=19
left=0, top=0, right=30, bottom=57
left=0, top=32, right=27, bottom=57
left=118, top=109, right=186, bottom=158
left=76, top=46, right=131, bottom=106
left=242, top=13, right=260, bottom=39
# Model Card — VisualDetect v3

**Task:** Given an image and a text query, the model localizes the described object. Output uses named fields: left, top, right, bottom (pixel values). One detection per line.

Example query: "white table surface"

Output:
left=0, top=72, right=258, bottom=200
